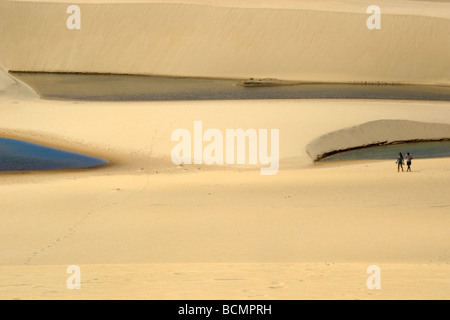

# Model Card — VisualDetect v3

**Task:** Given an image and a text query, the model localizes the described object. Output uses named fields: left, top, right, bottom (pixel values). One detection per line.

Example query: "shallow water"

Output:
left=322, top=141, right=450, bottom=162
left=11, top=72, right=450, bottom=101
left=0, top=138, right=107, bottom=172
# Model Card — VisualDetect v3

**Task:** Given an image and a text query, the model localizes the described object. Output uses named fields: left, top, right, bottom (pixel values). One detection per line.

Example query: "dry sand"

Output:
left=1, top=0, right=450, bottom=85
left=0, top=0, right=449, bottom=300
left=1, top=91, right=449, bottom=300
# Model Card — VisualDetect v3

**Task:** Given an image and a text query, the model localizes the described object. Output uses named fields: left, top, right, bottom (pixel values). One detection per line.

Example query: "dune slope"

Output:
left=0, top=0, right=449, bottom=84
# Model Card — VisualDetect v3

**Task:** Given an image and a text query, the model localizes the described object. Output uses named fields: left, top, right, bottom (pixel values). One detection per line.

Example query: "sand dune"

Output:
left=306, top=120, right=450, bottom=161
left=1, top=152, right=450, bottom=299
left=1, top=0, right=449, bottom=84
left=1, top=0, right=450, bottom=300
left=2, top=98, right=450, bottom=168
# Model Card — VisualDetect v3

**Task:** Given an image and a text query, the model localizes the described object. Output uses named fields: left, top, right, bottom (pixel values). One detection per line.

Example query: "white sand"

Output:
left=1, top=90, right=450, bottom=299
left=0, top=0, right=449, bottom=300
left=1, top=0, right=450, bottom=84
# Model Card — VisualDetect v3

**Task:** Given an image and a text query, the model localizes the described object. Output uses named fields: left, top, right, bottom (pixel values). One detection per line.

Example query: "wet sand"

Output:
left=10, top=72, right=450, bottom=101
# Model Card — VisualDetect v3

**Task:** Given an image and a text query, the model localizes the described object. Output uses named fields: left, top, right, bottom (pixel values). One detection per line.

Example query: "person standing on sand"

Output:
left=396, top=152, right=404, bottom=172
left=405, top=152, right=413, bottom=172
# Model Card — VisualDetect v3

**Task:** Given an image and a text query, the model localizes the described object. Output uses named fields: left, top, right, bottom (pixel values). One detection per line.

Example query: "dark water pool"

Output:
left=11, top=72, right=450, bottom=101
left=322, top=140, right=450, bottom=162
left=0, top=138, right=107, bottom=172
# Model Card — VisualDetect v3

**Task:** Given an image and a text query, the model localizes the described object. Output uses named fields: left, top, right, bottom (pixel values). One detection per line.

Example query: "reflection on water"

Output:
left=0, top=138, right=107, bottom=172
left=11, top=72, right=450, bottom=101
left=322, top=141, right=450, bottom=162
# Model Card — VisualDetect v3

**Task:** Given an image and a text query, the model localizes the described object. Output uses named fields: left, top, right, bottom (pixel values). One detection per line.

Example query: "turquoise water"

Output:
left=0, top=138, right=107, bottom=172
left=11, top=72, right=450, bottom=101
left=322, top=141, right=450, bottom=162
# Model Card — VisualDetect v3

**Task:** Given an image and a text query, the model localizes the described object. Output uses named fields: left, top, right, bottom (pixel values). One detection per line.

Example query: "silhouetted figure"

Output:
left=405, top=152, right=413, bottom=172
left=396, top=152, right=404, bottom=172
